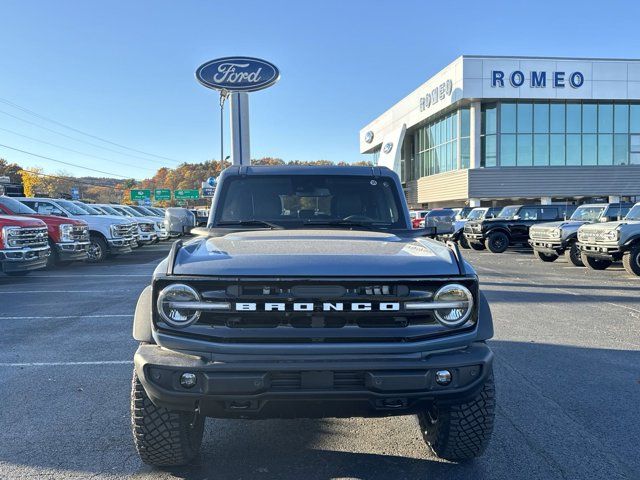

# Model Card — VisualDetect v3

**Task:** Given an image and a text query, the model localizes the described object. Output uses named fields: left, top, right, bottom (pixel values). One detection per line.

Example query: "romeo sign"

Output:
left=195, top=57, right=280, bottom=92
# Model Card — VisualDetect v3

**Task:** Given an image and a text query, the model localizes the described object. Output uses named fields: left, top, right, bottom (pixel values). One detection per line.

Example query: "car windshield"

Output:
left=625, top=204, right=640, bottom=220
left=75, top=202, right=102, bottom=215
left=570, top=206, right=606, bottom=222
left=497, top=206, right=520, bottom=219
left=215, top=174, right=406, bottom=229
left=98, top=205, right=120, bottom=215
left=56, top=199, right=90, bottom=215
left=121, top=206, right=140, bottom=216
left=0, top=196, right=37, bottom=214
left=112, top=206, right=134, bottom=217
left=466, top=209, right=487, bottom=220
left=133, top=206, right=154, bottom=216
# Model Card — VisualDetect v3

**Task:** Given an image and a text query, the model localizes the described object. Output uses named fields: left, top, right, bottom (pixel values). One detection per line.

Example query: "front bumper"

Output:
left=0, top=245, right=50, bottom=273
left=137, top=232, right=158, bottom=244
left=56, top=241, right=89, bottom=261
left=464, top=232, right=484, bottom=243
left=134, top=342, right=493, bottom=419
left=576, top=242, right=623, bottom=260
left=529, top=239, right=565, bottom=254
left=107, top=237, right=134, bottom=254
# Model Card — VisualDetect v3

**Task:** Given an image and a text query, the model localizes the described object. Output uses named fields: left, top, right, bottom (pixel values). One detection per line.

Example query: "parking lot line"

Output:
left=0, top=360, right=132, bottom=367
left=0, top=314, right=131, bottom=320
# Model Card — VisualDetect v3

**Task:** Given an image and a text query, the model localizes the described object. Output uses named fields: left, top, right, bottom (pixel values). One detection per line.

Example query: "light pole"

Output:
left=219, top=89, right=229, bottom=164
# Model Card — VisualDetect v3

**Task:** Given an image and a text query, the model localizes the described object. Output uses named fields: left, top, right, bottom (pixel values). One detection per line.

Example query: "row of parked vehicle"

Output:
left=410, top=201, right=640, bottom=277
left=0, top=195, right=174, bottom=276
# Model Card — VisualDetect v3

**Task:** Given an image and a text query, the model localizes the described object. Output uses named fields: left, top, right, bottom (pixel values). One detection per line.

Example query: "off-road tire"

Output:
left=485, top=232, right=509, bottom=254
left=565, top=242, right=584, bottom=267
left=535, top=251, right=558, bottom=262
left=469, top=242, right=485, bottom=251
left=581, top=253, right=612, bottom=270
left=87, top=235, right=108, bottom=263
left=622, top=244, right=640, bottom=276
left=131, top=369, right=205, bottom=467
left=418, top=373, right=495, bottom=462
left=459, top=236, right=470, bottom=249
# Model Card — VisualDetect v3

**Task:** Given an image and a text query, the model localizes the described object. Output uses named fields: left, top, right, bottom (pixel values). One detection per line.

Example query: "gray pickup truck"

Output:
left=529, top=203, right=632, bottom=266
left=131, top=166, right=495, bottom=466
left=576, top=202, right=640, bottom=275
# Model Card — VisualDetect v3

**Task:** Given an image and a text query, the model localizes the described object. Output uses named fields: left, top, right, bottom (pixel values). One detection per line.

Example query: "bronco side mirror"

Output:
left=165, top=207, right=196, bottom=235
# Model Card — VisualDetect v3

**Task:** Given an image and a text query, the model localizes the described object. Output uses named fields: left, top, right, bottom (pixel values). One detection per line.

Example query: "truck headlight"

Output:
left=157, top=284, right=201, bottom=328
left=2, top=226, right=20, bottom=248
left=600, top=229, right=619, bottom=242
left=59, top=224, right=74, bottom=242
left=433, top=284, right=474, bottom=328
left=110, top=224, right=122, bottom=238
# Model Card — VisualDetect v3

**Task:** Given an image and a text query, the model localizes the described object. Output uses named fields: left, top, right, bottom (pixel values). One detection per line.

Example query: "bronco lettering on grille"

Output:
left=234, top=302, right=400, bottom=312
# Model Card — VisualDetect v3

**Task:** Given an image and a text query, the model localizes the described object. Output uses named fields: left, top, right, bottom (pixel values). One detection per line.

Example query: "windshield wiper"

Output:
left=216, top=220, right=283, bottom=229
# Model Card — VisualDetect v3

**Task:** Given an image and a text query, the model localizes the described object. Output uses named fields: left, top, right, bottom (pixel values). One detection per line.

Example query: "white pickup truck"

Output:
left=16, top=197, right=136, bottom=262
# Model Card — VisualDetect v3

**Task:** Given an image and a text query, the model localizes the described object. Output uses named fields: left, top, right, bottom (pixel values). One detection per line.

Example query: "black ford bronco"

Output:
left=131, top=166, right=495, bottom=466
left=463, top=204, right=576, bottom=253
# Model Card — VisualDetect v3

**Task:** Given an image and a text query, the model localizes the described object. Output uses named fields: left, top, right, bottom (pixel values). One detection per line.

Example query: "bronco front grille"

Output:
left=529, top=227, right=558, bottom=240
left=4, top=226, right=48, bottom=249
left=153, top=277, right=478, bottom=344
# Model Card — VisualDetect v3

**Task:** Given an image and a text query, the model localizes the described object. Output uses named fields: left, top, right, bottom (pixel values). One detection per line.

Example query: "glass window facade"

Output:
left=408, top=108, right=470, bottom=181
left=481, top=101, right=640, bottom=168
left=403, top=100, right=640, bottom=182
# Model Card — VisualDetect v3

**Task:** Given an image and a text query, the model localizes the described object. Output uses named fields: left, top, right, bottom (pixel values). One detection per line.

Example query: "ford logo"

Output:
left=364, top=131, right=374, bottom=143
left=383, top=142, right=393, bottom=154
left=195, top=56, right=280, bottom=92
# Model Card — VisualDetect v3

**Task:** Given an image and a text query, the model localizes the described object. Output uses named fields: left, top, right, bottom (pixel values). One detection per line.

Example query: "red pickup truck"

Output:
left=0, top=215, right=50, bottom=276
left=0, top=196, right=89, bottom=267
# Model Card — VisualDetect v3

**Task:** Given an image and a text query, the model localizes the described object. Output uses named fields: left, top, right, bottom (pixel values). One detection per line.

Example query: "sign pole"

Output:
left=219, top=89, right=229, bottom=164
left=230, top=92, right=250, bottom=165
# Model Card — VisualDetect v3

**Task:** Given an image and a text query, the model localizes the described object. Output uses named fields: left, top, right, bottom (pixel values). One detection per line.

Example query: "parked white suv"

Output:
left=16, top=197, right=136, bottom=262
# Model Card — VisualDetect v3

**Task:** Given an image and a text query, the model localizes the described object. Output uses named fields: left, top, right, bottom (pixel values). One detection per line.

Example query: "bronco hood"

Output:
left=172, top=229, right=463, bottom=277
left=580, top=220, right=639, bottom=232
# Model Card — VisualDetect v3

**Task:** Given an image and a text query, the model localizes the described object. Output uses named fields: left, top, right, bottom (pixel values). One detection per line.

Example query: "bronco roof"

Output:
left=220, top=165, right=392, bottom=178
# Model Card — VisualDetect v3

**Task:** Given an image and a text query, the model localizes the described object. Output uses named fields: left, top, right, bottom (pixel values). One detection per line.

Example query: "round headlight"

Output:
left=433, top=284, right=474, bottom=328
left=157, top=284, right=201, bottom=328
left=551, top=228, right=561, bottom=238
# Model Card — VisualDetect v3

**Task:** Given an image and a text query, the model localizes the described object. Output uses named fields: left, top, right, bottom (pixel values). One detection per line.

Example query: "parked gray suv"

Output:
left=130, top=166, right=495, bottom=466
left=529, top=203, right=632, bottom=266
left=577, top=202, right=640, bottom=275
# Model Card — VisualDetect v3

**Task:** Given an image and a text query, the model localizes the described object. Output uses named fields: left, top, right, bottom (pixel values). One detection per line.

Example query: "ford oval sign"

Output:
left=195, top=57, right=280, bottom=92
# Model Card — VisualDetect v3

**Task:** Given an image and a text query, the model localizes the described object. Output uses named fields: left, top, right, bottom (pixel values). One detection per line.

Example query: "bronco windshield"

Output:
left=496, top=206, right=520, bottom=219
left=214, top=175, right=407, bottom=229
left=625, top=204, right=640, bottom=220
left=466, top=209, right=487, bottom=221
left=570, top=206, right=606, bottom=222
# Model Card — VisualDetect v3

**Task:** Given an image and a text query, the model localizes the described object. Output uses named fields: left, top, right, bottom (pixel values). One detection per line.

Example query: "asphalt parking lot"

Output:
left=1, top=243, right=639, bottom=480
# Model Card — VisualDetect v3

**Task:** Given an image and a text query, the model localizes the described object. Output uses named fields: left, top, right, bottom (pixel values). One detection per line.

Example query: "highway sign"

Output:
left=174, top=189, right=199, bottom=200
left=154, top=188, right=171, bottom=200
left=130, top=189, right=151, bottom=201
left=202, top=187, right=216, bottom=197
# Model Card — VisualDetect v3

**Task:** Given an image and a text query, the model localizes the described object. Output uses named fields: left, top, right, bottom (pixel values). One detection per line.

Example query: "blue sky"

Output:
left=1, top=0, right=639, bottom=180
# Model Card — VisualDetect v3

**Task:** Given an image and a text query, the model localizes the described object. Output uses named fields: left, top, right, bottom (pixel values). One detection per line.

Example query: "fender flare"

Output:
left=133, top=285, right=154, bottom=343
left=476, top=291, right=494, bottom=341
left=485, top=227, right=511, bottom=239
left=623, top=234, right=640, bottom=248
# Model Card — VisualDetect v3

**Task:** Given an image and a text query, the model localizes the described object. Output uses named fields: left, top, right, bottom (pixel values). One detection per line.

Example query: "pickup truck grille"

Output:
left=113, top=223, right=136, bottom=237
left=4, top=226, right=48, bottom=249
left=70, top=225, right=89, bottom=242
left=154, top=278, right=478, bottom=344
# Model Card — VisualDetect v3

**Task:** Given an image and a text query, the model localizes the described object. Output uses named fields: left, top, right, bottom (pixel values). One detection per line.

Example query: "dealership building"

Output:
left=360, top=55, right=640, bottom=208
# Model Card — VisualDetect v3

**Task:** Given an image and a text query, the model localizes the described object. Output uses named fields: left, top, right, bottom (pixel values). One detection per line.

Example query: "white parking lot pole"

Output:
left=230, top=92, right=251, bottom=165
